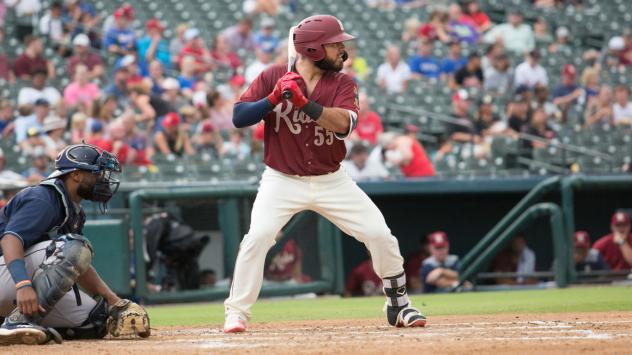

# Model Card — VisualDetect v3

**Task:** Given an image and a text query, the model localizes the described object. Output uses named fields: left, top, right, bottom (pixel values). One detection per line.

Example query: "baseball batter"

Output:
left=0, top=144, right=149, bottom=345
left=224, top=15, right=426, bottom=333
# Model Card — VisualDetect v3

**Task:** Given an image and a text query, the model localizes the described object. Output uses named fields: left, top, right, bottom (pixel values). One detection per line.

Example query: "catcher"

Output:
left=0, top=144, right=150, bottom=345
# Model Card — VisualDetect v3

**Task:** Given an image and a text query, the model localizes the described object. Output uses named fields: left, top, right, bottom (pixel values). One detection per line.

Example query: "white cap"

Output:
left=184, top=28, right=200, bottom=41
left=73, top=33, right=90, bottom=47
left=609, top=36, right=625, bottom=51
left=43, top=115, right=67, bottom=132
left=555, top=26, right=569, bottom=38
left=120, top=54, right=136, bottom=67
left=261, top=18, right=275, bottom=28
left=161, top=77, right=180, bottom=91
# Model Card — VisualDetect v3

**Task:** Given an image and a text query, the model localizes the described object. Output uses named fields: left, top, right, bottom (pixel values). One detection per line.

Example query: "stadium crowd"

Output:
left=1, top=0, right=632, bottom=190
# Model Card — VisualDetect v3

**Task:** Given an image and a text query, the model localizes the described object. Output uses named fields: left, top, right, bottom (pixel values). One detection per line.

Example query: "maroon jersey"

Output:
left=239, top=64, right=359, bottom=176
left=345, top=260, right=382, bottom=296
left=593, top=233, right=632, bottom=270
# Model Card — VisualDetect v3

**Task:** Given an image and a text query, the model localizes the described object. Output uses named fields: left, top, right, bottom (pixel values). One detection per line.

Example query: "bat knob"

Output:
left=282, top=90, right=292, bottom=99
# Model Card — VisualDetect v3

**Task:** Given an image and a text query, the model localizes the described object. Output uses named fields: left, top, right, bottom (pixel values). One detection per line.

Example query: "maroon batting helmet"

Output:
left=293, top=15, right=355, bottom=62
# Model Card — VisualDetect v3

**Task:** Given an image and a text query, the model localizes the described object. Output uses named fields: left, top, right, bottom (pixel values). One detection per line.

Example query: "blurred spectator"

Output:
left=376, top=45, right=411, bottom=94
left=342, top=43, right=369, bottom=82
left=439, top=41, right=466, bottom=82
left=86, top=120, right=107, bottom=148
left=243, top=0, right=280, bottom=16
left=245, top=46, right=274, bottom=84
left=490, top=235, right=536, bottom=285
left=446, top=89, right=476, bottom=143
left=222, top=17, right=256, bottom=53
left=603, top=36, right=625, bottom=69
left=548, top=26, right=571, bottom=54
left=20, top=126, right=46, bottom=155
left=514, top=50, right=548, bottom=89
left=6, top=0, right=41, bottom=41
left=533, top=17, right=553, bottom=47
left=401, top=17, right=421, bottom=43
left=419, top=10, right=451, bottom=43
left=447, top=3, right=478, bottom=44
left=420, top=231, right=460, bottom=293
left=483, top=9, right=535, bottom=55
left=0, top=148, right=27, bottom=186
left=0, top=100, right=15, bottom=138
left=621, top=28, right=632, bottom=66
left=481, top=42, right=503, bottom=73
left=104, top=7, right=136, bottom=57
left=39, top=1, right=67, bottom=55
left=137, top=18, right=170, bottom=74
left=0, top=1, right=7, bottom=28
left=70, top=111, right=88, bottom=143
left=178, top=105, right=200, bottom=134
left=593, top=212, right=632, bottom=270
left=160, top=78, right=185, bottom=112
left=344, top=253, right=382, bottom=297
left=507, top=93, right=530, bottom=133
left=115, top=53, right=142, bottom=84
left=63, top=64, right=100, bottom=110
left=13, top=36, right=54, bottom=80
left=452, top=52, right=483, bottom=89
left=21, top=146, right=51, bottom=183
left=146, top=60, right=166, bottom=95
left=104, top=66, right=130, bottom=108
left=211, top=34, right=242, bottom=71
left=41, top=114, right=67, bottom=159
left=404, top=234, right=430, bottom=294
left=265, top=238, right=310, bottom=283
left=222, top=129, right=250, bottom=160
left=408, top=39, right=440, bottom=80
left=460, top=0, right=491, bottom=33
left=254, top=17, right=279, bottom=53
left=193, top=120, right=223, bottom=158
left=91, top=95, right=118, bottom=126
left=67, top=33, right=104, bottom=79
left=178, top=28, right=213, bottom=74
left=573, top=231, right=610, bottom=273
left=17, top=69, right=61, bottom=106
left=342, top=142, right=389, bottom=181
left=524, top=108, right=555, bottom=149
left=483, top=52, right=513, bottom=93
left=128, top=82, right=156, bottom=126
left=154, top=112, right=194, bottom=157
left=580, top=67, right=600, bottom=103
left=177, top=56, right=199, bottom=95
left=15, top=98, right=48, bottom=143
left=350, top=92, right=383, bottom=145
left=198, top=269, right=217, bottom=288
left=474, top=95, right=503, bottom=137
left=612, top=85, right=632, bottom=125
left=533, top=86, right=559, bottom=118
left=380, top=131, right=435, bottom=177
left=552, top=64, right=580, bottom=110
left=169, top=23, right=189, bottom=64
left=584, top=85, right=613, bottom=127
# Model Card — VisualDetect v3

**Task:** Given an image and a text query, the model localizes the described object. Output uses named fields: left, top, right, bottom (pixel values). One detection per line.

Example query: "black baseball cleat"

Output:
left=386, top=303, right=427, bottom=328
left=0, top=322, right=62, bottom=345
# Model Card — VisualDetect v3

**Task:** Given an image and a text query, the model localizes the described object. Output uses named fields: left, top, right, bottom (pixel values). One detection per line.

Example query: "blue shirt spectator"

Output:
left=408, top=40, right=440, bottom=79
left=419, top=231, right=461, bottom=293
left=136, top=18, right=171, bottom=75
left=103, top=8, right=136, bottom=56
left=440, top=41, right=466, bottom=79
left=254, top=18, right=279, bottom=53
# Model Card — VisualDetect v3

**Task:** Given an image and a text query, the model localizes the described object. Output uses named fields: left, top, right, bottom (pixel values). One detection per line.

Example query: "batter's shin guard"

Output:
left=383, top=272, right=410, bottom=326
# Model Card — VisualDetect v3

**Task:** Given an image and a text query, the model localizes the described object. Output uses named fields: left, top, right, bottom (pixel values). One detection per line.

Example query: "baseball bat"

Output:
left=282, top=26, right=297, bottom=99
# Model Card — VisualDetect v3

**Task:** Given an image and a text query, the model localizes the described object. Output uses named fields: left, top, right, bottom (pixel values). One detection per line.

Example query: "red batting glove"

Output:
left=267, top=72, right=303, bottom=106
left=280, top=80, right=309, bottom=108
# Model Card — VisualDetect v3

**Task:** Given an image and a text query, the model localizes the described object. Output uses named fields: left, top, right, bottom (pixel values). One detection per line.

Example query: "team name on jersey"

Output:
left=273, top=102, right=313, bottom=134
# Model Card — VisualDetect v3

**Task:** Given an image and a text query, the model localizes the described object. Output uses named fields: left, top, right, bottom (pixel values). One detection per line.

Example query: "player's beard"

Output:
left=314, top=51, right=348, bottom=72
left=77, top=178, right=97, bottom=201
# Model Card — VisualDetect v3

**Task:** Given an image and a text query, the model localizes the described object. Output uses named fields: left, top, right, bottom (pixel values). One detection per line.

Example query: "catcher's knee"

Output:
left=55, top=297, right=109, bottom=340
left=33, top=234, right=94, bottom=312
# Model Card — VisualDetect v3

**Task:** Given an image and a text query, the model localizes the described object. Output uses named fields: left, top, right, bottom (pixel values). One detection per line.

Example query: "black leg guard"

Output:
left=383, top=272, right=426, bottom=328
left=55, top=296, right=109, bottom=340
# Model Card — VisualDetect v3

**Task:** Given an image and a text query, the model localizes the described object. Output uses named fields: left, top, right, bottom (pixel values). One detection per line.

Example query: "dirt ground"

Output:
left=2, top=311, right=632, bottom=354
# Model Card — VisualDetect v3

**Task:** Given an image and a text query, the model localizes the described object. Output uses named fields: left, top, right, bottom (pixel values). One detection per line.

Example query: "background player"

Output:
left=0, top=144, right=149, bottom=345
left=223, top=14, right=426, bottom=333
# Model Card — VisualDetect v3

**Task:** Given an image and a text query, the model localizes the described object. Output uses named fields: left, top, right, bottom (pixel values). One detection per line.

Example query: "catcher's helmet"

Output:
left=46, top=144, right=121, bottom=209
left=293, top=15, right=355, bottom=62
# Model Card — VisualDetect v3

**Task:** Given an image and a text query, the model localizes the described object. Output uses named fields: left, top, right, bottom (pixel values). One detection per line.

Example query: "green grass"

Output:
left=147, top=286, right=632, bottom=327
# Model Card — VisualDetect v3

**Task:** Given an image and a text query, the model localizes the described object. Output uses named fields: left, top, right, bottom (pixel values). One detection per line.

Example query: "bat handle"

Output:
left=282, top=90, right=292, bottom=99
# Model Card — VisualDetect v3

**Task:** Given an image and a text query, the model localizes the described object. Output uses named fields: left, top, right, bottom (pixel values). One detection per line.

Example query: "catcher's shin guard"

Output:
left=383, top=272, right=426, bottom=327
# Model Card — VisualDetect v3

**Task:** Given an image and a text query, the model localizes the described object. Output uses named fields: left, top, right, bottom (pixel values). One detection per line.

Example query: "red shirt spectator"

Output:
left=460, top=1, right=491, bottom=33
left=593, top=212, right=632, bottom=270
left=177, top=28, right=212, bottom=74
left=404, top=236, right=429, bottom=293
left=354, top=93, right=384, bottom=145
left=345, top=258, right=382, bottom=297
left=400, top=139, right=435, bottom=177
left=67, top=33, right=104, bottom=79
left=265, top=239, right=310, bottom=283
left=211, top=35, right=241, bottom=70
left=13, top=36, right=51, bottom=79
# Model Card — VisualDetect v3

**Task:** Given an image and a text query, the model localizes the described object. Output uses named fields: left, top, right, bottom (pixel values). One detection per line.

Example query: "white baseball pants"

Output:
left=224, top=166, right=404, bottom=319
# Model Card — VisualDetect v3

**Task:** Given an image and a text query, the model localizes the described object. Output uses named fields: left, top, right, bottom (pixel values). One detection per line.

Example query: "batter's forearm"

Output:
left=315, top=107, right=350, bottom=134
left=233, top=98, right=274, bottom=128
left=77, top=265, right=120, bottom=305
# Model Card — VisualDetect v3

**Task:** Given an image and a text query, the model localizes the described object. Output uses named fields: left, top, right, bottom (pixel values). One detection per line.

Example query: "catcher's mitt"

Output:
left=107, top=299, right=151, bottom=338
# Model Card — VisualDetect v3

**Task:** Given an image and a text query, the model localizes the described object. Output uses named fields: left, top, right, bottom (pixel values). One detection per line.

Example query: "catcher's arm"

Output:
left=77, top=266, right=120, bottom=305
